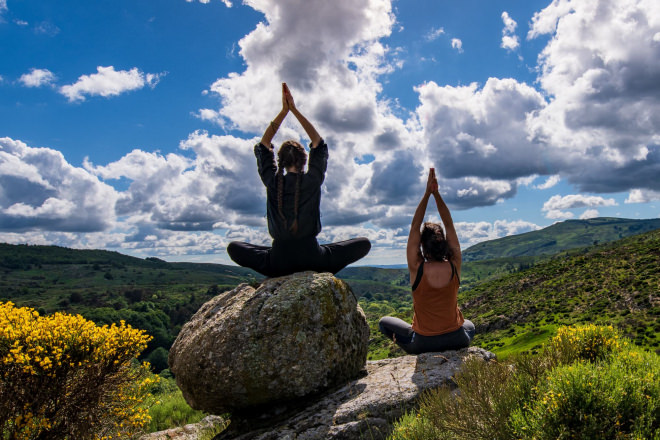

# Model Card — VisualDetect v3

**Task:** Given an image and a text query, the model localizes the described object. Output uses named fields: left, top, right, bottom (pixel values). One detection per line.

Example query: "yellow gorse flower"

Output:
left=0, top=301, right=154, bottom=439
left=550, top=324, right=621, bottom=363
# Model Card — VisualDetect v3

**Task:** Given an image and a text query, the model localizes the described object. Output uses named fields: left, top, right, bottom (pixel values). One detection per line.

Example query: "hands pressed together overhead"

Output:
left=262, top=82, right=321, bottom=149
left=426, top=167, right=439, bottom=196
left=282, top=82, right=296, bottom=112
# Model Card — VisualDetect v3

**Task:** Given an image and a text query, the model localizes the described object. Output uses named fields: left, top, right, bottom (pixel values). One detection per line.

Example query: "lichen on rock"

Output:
left=168, top=271, right=370, bottom=414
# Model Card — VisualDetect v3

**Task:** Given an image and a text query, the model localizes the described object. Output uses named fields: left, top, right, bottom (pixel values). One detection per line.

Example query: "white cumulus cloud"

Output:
left=0, top=137, right=118, bottom=232
left=451, top=38, right=463, bottom=53
left=201, top=0, right=427, bottom=236
left=535, top=174, right=561, bottom=190
left=456, top=220, right=542, bottom=248
left=59, top=66, right=165, bottom=102
left=85, top=130, right=265, bottom=231
left=527, top=0, right=660, bottom=194
left=186, top=0, right=232, bottom=6
left=579, top=209, right=600, bottom=219
left=415, top=77, right=547, bottom=184
left=543, top=194, right=617, bottom=211
left=19, top=68, right=56, bottom=88
left=625, top=189, right=660, bottom=203
left=542, top=194, right=617, bottom=219
left=501, top=11, right=519, bottom=50
left=426, top=27, right=445, bottom=41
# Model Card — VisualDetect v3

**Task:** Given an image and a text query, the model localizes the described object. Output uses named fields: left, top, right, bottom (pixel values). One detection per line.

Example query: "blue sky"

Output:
left=1, top=0, right=659, bottom=265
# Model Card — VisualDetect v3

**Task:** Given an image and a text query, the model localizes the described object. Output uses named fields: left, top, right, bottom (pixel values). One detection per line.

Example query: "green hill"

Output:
left=463, top=217, right=660, bottom=262
left=2, top=216, right=659, bottom=365
left=461, top=228, right=660, bottom=357
left=341, top=217, right=660, bottom=292
left=0, top=243, right=260, bottom=371
left=352, top=227, right=660, bottom=359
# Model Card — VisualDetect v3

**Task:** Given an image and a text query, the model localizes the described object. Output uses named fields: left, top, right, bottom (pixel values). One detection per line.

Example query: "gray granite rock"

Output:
left=217, top=346, right=496, bottom=439
left=168, top=272, right=370, bottom=414
left=139, top=415, right=226, bottom=440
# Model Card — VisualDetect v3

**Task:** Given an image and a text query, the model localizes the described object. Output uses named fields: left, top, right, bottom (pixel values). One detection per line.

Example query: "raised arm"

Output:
left=406, top=169, right=436, bottom=274
left=260, top=83, right=290, bottom=149
left=284, top=83, right=321, bottom=148
left=431, top=178, right=462, bottom=275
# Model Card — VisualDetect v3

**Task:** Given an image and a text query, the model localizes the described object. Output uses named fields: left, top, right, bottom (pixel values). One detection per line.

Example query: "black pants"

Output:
left=378, top=316, right=475, bottom=354
left=227, top=236, right=371, bottom=277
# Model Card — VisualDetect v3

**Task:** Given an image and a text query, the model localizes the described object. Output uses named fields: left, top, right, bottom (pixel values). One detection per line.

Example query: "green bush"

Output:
left=145, top=375, right=208, bottom=433
left=145, top=346, right=170, bottom=373
left=388, top=410, right=440, bottom=440
left=511, top=349, right=660, bottom=439
left=547, top=323, right=622, bottom=364
left=418, top=357, right=522, bottom=440
left=388, top=325, right=660, bottom=440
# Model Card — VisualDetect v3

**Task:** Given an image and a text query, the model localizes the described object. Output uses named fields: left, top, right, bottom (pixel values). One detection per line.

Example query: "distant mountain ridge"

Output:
left=0, top=243, right=257, bottom=277
left=462, top=217, right=660, bottom=262
left=3, top=217, right=658, bottom=273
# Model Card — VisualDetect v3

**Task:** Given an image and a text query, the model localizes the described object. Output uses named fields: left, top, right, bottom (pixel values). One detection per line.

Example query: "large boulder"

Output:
left=168, top=272, right=370, bottom=414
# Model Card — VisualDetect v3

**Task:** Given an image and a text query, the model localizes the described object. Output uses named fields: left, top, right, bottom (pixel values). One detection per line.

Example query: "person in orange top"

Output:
left=378, top=168, right=475, bottom=354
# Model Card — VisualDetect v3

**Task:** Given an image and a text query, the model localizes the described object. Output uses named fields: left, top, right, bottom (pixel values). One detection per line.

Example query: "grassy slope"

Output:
left=461, top=228, right=660, bottom=357
left=343, top=226, right=660, bottom=360
left=462, top=217, right=660, bottom=261
left=2, top=217, right=658, bottom=363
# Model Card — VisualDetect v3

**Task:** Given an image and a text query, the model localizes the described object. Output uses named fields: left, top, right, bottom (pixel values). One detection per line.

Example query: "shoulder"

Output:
left=410, top=261, right=424, bottom=290
left=310, top=139, right=328, bottom=154
left=255, top=142, right=273, bottom=152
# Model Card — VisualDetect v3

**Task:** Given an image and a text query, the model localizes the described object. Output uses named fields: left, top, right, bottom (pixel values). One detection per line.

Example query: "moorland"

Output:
left=2, top=216, right=659, bottom=369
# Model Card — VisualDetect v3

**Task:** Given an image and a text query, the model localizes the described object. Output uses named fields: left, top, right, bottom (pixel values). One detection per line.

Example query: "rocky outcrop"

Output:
left=216, top=347, right=496, bottom=439
left=168, top=272, right=370, bottom=414
left=139, top=415, right=226, bottom=440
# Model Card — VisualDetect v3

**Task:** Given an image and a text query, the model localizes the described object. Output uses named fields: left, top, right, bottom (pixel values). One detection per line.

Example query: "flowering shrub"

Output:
left=548, top=323, right=622, bottom=364
left=387, top=324, right=660, bottom=440
left=511, top=348, right=659, bottom=439
left=0, top=301, right=154, bottom=439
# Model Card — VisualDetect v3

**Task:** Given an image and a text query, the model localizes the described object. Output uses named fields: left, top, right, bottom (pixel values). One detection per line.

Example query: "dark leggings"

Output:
left=378, top=316, right=475, bottom=354
left=227, top=236, right=371, bottom=278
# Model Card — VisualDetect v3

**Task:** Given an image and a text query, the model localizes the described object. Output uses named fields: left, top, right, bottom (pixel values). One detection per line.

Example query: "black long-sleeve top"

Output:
left=254, top=140, right=329, bottom=241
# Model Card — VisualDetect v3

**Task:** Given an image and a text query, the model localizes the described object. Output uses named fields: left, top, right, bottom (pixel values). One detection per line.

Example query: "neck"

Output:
left=286, top=166, right=299, bottom=173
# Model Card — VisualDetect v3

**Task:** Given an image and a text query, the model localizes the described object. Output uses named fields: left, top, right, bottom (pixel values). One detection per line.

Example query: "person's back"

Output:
left=378, top=168, right=474, bottom=354
left=411, top=260, right=464, bottom=337
left=255, top=138, right=327, bottom=242
left=226, top=83, right=370, bottom=277
left=417, top=260, right=454, bottom=289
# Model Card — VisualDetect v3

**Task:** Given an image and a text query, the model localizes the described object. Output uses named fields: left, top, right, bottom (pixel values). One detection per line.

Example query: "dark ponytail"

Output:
left=276, top=141, right=307, bottom=235
left=276, top=165, right=286, bottom=223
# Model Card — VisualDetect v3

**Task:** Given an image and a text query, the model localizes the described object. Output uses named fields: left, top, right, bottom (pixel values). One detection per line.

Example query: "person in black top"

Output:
left=227, top=83, right=371, bottom=277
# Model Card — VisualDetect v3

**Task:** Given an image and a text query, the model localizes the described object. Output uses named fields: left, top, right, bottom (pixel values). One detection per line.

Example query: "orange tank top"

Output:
left=411, top=262, right=465, bottom=336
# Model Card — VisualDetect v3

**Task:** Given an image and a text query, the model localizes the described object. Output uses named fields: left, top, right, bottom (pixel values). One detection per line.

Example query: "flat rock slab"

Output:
left=140, top=415, right=226, bottom=440
left=217, top=346, right=495, bottom=440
